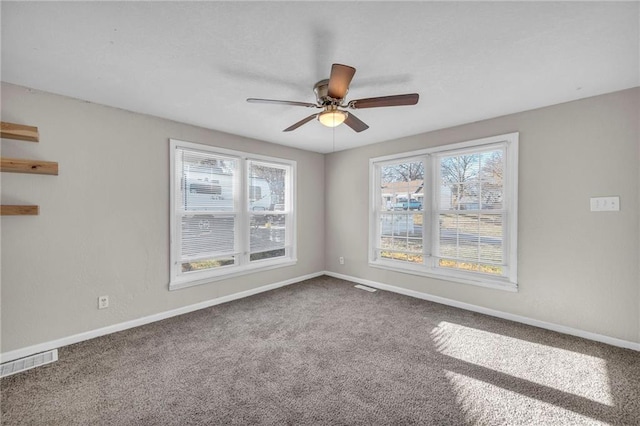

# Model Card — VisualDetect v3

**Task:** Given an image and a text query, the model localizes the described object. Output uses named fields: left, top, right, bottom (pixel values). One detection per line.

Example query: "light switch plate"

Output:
left=590, top=196, right=620, bottom=212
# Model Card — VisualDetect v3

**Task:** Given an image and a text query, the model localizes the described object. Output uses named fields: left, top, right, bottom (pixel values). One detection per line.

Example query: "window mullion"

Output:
left=284, top=164, right=293, bottom=258
left=370, top=163, right=380, bottom=263
left=239, top=158, right=249, bottom=266
left=376, top=163, right=383, bottom=263
left=171, top=147, right=182, bottom=280
left=430, top=153, right=440, bottom=270
left=422, top=155, right=431, bottom=267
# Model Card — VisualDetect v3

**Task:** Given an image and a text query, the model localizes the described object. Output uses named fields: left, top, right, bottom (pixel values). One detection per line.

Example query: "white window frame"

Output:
left=170, top=139, right=297, bottom=290
left=369, top=132, right=518, bottom=291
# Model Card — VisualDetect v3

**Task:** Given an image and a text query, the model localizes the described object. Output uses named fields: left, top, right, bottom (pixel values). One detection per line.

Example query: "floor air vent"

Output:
left=1, top=349, right=58, bottom=378
left=354, top=284, right=377, bottom=292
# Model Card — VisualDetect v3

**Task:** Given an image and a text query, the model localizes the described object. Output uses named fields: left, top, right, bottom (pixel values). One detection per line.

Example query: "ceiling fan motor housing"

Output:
left=314, top=79, right=343, bottom=106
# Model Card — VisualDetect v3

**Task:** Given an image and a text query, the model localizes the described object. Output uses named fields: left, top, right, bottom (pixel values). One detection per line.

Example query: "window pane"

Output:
left=248, top=160, right=290, bottom=263
left=380, top=236, right=394, bottom=249
left=380, top=214, right=394, bottom=237
left=380, top=251, right=423, bottom=264
left=479, top=150, right=504, bottom=182
left=179, top=149, right=237, bottom=212
left=479, top=214, right=504, bottom=263
left=250, top=249, right=285, bottom=262
left=480, top=149, right=504, bottom=209
left=439, top=213, right=458, bottom=257
left=458, top=183, right=480, bottom=210
left=481, top=182, right=503, bottom=209
left=182, top=256, right=235, bottom=273
left=438, top=259, right=503, bottom=275
left=378, top=212, right=424, bottom=264
left=438, top=212, right=504, bottom=273
left=393, top=238, right=408, bottom=251
left=380, top=192, right=393, bottom=211
left=181, top=214, right=235, bottom=258
left=437, top=146, right=507, bottom=276
left=479, top=214, right=503, bottom=237
left=250, top=213, right=286, bottom=257
left=380, top=213, right=421, bottom=237
left=248, top=161, right=287, bottom=212
left=381, top=161, right=424, bottom=212
left=407, top=238, right=423, bottom=253
left=439, top=213, right=479, bottom=261
left=410, top=213, right=424, bottom=237
left=439, top=184, right=455, bottom=210
left=378, top=159, right=425, bottom=266
left=440, top=154, right=480, bottom=186
left=458, top=241, right=480, bottom=260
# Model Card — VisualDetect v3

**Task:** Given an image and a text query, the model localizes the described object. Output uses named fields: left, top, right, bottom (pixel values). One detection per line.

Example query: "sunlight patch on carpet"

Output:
left=431, top=321, right=613, bottom=406
left=443, top=371, right=608, bottom=426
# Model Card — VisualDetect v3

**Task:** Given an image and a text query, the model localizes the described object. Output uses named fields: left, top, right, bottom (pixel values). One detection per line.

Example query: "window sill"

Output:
left=170, top=258, right=297, bottom=291
left=369, top=260, right=517, bottom=292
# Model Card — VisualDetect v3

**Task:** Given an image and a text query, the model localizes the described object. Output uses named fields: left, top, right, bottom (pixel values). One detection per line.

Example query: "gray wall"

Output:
left=325, top=88, right=639, bottom=344
left=2, top=83, right=638, bottom=354
left=0, top=83, right=325, bottom=353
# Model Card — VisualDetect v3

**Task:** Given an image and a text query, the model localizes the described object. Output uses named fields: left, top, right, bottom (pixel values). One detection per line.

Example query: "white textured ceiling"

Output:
left=2, top=2, right=638, bottom=153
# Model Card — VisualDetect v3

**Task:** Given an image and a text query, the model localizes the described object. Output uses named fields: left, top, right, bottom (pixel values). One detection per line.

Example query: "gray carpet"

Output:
left=1, top=276, right=639, bottom=425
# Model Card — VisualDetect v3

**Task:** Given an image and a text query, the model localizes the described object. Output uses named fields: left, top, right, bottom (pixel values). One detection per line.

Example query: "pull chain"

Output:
left=332, top=124, right=336, bottom=153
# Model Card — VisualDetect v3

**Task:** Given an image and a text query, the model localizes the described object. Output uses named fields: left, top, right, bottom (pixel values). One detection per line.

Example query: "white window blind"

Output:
left=369, top=133, right=518, bottom=291
left=436, top=145, right=506, bottom=276
left=170, top=140, right=296, bottom=290
left=175, top=147, right=240, bottom=274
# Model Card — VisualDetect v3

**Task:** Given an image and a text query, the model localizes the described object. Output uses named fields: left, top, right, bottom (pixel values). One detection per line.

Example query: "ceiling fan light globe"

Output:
left=318, top=110, right=347, bottom=128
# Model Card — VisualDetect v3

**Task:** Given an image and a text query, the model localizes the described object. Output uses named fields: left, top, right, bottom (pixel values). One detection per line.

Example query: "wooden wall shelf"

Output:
left=1, top=122, right=39, bottom=142
left=1, top=121, right=55, bottom=216
left=0, top=205, right=39, bottom=216
left=1, top=157, right=58, bottom=175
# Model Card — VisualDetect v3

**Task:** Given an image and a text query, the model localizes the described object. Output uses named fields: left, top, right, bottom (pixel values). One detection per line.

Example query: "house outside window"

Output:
left=170, top=139, right=296, bottom=290
left=369, top=132, right=518, bottom=291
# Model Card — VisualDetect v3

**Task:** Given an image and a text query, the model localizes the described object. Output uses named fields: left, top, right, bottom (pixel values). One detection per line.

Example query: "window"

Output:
left=170, top=139, right=296, bottom=290
left=369, top=133, right=518, bottom=291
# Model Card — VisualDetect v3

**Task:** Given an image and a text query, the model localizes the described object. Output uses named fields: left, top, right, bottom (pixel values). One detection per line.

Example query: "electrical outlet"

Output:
left=98, top=296, right=109, bottom=309
left=590, top=196, right=620, bottom=212
left=339, top=256, right=345, bottom=265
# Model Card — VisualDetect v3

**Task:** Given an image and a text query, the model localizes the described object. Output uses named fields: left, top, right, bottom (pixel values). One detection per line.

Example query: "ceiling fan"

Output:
left=247, top=64, right=419, bottom=133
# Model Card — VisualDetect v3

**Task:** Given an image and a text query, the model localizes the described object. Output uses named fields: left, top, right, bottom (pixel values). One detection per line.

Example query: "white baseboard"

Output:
left=0, top=271, right=324, bottom=364
left=324, top=271, right=640, bottom=352
left=3, top=269, right=637, bottom=364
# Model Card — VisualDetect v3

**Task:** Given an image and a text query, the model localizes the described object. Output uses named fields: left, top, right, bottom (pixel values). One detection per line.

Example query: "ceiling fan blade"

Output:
left=247, top=98, right=319, bottom=108
left=283, top=113, right=319, bottom=132
left=349, top=93, right=419, bottom=109
left=343, top=112, right=369, bottom=133
left=327, top=64, right=356, bottom=100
